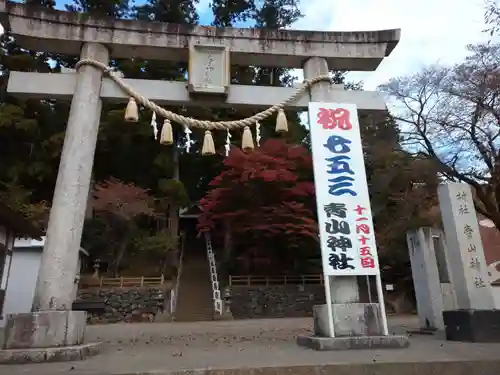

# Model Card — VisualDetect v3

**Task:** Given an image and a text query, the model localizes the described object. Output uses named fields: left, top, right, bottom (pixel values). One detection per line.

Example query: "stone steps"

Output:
left=174, top=249, right=214, bottom=322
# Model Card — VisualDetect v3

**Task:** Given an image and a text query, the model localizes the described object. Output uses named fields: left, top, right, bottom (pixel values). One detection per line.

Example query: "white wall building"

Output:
left=0, top=203, right=43, bottom=326
left=0, top=236, right=88, bottom=328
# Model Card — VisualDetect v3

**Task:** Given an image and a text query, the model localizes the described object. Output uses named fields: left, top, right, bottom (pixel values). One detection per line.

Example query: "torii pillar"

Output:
left=0, top=0, right=401, bottom=362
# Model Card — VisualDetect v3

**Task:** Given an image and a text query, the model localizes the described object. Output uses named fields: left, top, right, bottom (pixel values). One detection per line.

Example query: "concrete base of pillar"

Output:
left=0, top=342, right=101, bottom=364
left=3, top=311, right=86, bottom=350
left=297, top=334, right=410, bottom=351
left=443, top=309, right=500, bottom=342
left=313, top=303, right=383, bottom=337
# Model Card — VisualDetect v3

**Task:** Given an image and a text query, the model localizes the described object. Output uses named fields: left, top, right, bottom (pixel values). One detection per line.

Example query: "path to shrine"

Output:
left=1, top=316, right=499, bottom=375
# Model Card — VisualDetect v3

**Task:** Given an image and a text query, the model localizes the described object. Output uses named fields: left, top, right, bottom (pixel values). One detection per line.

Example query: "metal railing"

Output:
left=204, top=232, right=223, bottom=315
left=171, top=232, right=186, bottom=316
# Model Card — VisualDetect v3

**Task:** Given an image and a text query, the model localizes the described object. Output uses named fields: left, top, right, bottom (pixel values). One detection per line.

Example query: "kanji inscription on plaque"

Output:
left=188, top=43, right=229, bottom=96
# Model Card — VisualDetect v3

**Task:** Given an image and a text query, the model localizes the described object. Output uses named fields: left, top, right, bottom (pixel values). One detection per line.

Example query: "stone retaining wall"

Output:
left=77, top=287, right=165, bottom=324
left=230, top=285, right=325, bottom=319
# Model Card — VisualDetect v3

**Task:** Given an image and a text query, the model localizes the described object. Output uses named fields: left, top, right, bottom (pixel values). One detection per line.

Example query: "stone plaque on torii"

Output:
left=0, top=0, right=402, bottom=361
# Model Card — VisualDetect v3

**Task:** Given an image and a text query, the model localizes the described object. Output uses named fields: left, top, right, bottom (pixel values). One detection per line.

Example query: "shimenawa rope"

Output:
left=74, top=59, right=332, bottom=154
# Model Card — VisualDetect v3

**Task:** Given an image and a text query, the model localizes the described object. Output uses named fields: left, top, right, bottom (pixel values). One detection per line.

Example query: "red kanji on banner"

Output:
left=361, top=257, right=376, bottom=268
left=358, top=235, right=370, bottom=246
left=317, top=108, right=353, bottom=130
left=356, top=223, right=370, bottom=234
left=354, top=205, right=367, bottom=215
left=360, top=246, right=372, bottom=256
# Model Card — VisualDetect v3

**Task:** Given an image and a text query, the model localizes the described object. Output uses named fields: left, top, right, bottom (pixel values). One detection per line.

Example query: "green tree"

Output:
left=135, top=0, right=199, bottom=24
left=0, top=1, right=61, bottom=222
left=24, top=0, right=56, bottom=8
left=132, top=0, right=201, bottom=250
left=65, top=0, right=131, bottom=17
left=360, top=112, right=439, bottom=296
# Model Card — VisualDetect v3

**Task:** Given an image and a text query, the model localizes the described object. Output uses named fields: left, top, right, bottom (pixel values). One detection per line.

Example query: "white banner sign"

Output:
left=309, top=102, right=380, bottom=276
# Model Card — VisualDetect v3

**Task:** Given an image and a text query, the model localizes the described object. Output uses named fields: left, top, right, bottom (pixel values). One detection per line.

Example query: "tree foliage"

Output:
left=91, top=178, right=157, bottom=275
left=0, top=3, right=62, bottom=224
left=92, top=178, right=156, bottom=220
left=198, top=119, right=438, bottom=275
left=380, top=43, right=500, bottom=229
left=361, top=114, right=440, bottom=253
left=198, top=140, right=317, bottom=242
left=484, top=0, right=500, bottom=37
left=198, top=140, right=318, bottom=274
left=65, top=0, right=131, bottom=17
left=0, top=183, right=49, bottom=230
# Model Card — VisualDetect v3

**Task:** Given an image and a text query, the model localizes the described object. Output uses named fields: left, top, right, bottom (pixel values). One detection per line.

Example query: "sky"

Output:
left=291, top=0, right=490, bottom=89
left=0, top=0, right=492, bottom=89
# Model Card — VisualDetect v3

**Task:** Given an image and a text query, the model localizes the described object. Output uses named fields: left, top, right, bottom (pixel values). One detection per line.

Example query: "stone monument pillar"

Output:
left=438, top=183, right=500, bottom=342
left=407, top=227, right=452, bottom=331
left=1, top=42, right=107, bottom=360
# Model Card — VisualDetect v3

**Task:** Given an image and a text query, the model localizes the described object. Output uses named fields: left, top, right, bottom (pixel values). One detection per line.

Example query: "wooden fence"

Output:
left=229, top=274, right=323, bottom=286
left=82, top=275, right=323, bottom=288
left=80, top=275, right=165, bottom=288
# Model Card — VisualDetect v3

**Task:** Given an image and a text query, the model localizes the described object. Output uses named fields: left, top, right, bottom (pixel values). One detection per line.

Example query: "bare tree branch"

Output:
left=380, top=43, right=500, bottom=229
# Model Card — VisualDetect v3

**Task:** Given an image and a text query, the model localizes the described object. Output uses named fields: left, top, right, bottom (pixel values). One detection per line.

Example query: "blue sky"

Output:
left=3, top=0, right=492, bottom=89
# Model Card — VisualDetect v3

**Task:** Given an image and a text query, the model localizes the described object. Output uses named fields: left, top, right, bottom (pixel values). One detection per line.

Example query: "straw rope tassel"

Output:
left=275, top=108, right=288, bottom=133
left=160, top=119, right=174, bottom=145
left=242, top=126, right=254, bottom=152
left=124, top=97, right=139, bottom=122
left=202, top=130, right=216, bottom=155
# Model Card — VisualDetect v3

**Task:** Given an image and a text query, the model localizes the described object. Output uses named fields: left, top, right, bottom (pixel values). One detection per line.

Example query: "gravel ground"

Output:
left=1, top=316, right=500, bottom=375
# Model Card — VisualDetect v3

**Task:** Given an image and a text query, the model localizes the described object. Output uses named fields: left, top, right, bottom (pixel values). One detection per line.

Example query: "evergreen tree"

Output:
left=211, top=0, right=255, bottom=26
left=135, top=0, right=199, bottom=24
left=252, top=0, right=305, bottom=143
left=65, top=0, right=131, bottom=18
left=24, top=0, right=56, bottom=8
left=0, top=1, right=60, bottom=224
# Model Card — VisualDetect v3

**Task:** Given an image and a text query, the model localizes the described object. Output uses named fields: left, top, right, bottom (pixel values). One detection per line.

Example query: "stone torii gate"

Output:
left=0, top=0, right=400, bottom=361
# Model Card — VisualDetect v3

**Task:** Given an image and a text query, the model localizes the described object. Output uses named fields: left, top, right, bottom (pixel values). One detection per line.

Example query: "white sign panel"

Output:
left=309, top=102, right=380, bottom=276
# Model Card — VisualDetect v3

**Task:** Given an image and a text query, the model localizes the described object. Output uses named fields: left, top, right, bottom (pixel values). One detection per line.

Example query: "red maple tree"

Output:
left=92, top=178, right=156, bottom=275
left=198, top=140, right=319, bottom=245
left=93, top=178, right=156, bottom=220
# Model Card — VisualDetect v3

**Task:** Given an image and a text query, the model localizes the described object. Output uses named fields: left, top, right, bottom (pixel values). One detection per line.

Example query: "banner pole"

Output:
left=375, top=272, right=389, bottom=336
left=323, top=274, right=335, bottom=337
left=366, top=275, right=372, bottom=303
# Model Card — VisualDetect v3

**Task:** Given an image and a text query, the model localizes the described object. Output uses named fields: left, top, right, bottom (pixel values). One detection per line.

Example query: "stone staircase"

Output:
left=174, top=247, right=214, bottom=322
